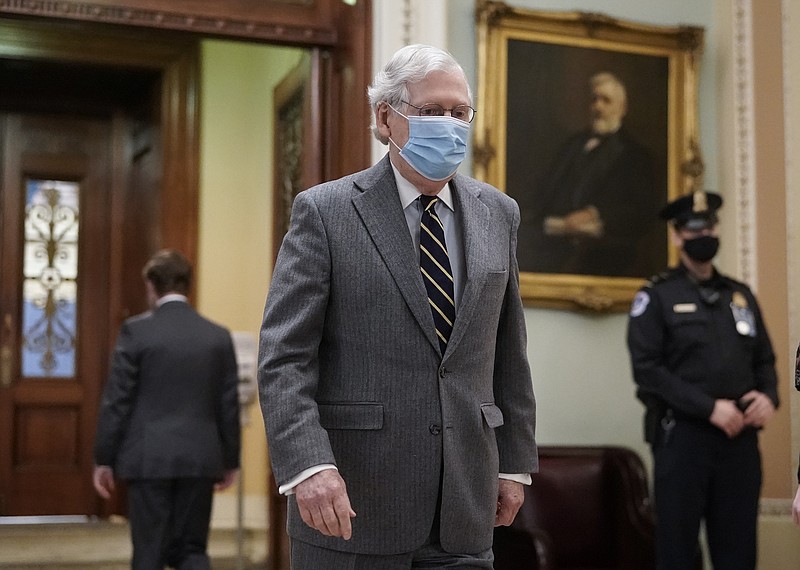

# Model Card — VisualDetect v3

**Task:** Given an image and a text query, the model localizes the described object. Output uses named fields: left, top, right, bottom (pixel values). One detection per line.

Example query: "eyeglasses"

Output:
left=401, top=100, right=476, bottom=123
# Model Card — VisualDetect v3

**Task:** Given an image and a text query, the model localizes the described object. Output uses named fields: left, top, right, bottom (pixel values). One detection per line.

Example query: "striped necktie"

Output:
left=419, top=194, right=455, bottom=355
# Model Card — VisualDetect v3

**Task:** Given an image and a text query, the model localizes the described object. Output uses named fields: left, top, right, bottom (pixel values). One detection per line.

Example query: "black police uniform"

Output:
left=628, top=264, right=778, bottom=570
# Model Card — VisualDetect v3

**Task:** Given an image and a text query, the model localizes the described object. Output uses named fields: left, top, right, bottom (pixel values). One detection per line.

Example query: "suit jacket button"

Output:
left=429, top=424, right=441, bottom=435
left=438, top=367, right=446, bottom=378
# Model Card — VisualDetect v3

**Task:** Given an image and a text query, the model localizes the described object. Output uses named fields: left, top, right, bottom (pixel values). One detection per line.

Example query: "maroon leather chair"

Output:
left=494, top=445, right=660, bottom=570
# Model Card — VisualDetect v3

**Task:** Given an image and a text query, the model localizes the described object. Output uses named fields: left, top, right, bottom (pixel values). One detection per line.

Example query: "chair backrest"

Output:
left=528, top=449, right=615, bottom=565
left=501, top=445, right=656, bottom=570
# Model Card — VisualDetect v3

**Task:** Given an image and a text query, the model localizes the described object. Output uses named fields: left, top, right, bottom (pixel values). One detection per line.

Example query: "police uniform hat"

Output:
left=659, top=190, right=723, bottom=231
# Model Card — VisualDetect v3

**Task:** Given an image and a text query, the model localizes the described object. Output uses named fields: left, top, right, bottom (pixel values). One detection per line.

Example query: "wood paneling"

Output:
left=0, top=1, right=373, bottom=547
left=0, top=0, right=337, bottom=45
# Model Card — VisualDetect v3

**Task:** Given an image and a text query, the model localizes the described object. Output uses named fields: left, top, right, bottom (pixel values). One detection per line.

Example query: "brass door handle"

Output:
left=1, top=314, right=12, bottom=388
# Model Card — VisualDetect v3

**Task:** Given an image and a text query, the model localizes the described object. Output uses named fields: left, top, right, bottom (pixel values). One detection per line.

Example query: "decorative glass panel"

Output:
left=277, top=88, right=304, bottom=236
left=21, top=180, right=79, bottom=378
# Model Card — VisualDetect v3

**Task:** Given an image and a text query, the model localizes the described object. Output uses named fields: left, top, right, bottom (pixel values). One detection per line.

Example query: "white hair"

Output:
left=367, top=44, right=472, bottom=143
left=590, top=71, right=627, bottom=105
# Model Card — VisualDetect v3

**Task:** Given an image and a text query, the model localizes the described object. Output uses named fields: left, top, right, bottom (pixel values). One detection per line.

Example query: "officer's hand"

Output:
left=740, top=390, right=775, bottom=428
left=709, top=399, right=745, bottom=438
left=295, top=469, right=356, bottom=540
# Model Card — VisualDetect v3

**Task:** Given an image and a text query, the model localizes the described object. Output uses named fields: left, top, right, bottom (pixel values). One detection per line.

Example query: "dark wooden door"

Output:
left=0, top=113, right=113, bottom=515
left=0, top=20, right=199, bottom=518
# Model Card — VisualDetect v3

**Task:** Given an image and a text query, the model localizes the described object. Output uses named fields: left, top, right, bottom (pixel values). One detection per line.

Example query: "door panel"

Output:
left=0, top=113, right=111, bottom=515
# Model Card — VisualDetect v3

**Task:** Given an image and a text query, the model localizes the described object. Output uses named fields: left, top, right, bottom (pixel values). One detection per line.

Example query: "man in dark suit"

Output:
left=93, top=249, right=241, bottom=570
left=258, top=44, right=537, bottom=569
left=521, top=72, right=657, bottom=277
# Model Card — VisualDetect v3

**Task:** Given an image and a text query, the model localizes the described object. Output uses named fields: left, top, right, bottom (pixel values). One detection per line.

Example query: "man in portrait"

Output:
left=519, top=72, right=657, bottom=277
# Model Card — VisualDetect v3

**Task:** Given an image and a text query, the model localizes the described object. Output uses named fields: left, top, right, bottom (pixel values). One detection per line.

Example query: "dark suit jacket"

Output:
left=258, top=156, right=538, bottom=555
left=520, top=128, right=657, bottom=276
left=94, top=300, right=240, bottom=479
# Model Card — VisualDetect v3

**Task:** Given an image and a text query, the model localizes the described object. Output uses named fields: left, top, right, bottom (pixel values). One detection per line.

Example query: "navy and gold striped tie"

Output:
left=419, top=194, right=455, bottom=355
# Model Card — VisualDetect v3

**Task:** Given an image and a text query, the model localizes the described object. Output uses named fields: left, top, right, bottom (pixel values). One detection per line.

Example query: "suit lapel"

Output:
left=351, top=157, right=440, bottom=352
left=445, top=177, right=489, bottom=357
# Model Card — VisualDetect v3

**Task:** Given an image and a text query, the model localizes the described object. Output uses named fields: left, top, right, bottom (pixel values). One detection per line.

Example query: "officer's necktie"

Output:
left=419, top=194, right=455, bottom=354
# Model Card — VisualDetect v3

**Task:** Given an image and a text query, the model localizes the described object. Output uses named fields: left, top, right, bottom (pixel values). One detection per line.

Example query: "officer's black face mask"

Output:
left=683, top=235, right=720, bottom=262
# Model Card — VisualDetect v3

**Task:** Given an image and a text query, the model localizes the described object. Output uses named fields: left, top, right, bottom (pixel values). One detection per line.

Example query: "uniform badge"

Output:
left=630, top=291, right=650, bottom=317
left=730, top=292, right=756, bottom=337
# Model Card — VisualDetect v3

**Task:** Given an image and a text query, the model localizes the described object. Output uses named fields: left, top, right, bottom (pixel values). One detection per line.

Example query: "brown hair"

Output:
left=142, top=249, right=192, bottom=296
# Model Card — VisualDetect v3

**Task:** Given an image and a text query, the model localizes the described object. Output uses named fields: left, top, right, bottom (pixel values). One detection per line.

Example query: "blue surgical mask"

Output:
left=389, top=107, right=470, bottom=181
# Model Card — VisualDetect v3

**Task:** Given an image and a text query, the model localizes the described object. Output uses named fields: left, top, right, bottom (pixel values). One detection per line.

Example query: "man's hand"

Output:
left=215, top=469, right=240, bottom=491
left=295, top=469, right=356, bottom=540
left=93, top=465, right=115, bottom=499
left=740, top=390, right=775, bottom=428
left=792, top=486, right=800, bottom=526
left=709, top=399, right=745, bottom=438
left=495, top=479, right=525, bottom=527
left=562, top=207, right=604, bottom=237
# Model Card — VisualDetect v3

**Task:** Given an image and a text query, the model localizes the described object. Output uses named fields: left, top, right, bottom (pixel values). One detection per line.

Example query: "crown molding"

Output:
left=733, top=0, right=757, bottom=287
left=0, top=0, right=337, bottom=45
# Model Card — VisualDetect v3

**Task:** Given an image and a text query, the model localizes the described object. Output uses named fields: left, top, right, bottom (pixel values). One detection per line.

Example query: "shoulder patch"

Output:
left=630, top=291, right=650, bottom=317
left=645, top=269, right=674, bottom=288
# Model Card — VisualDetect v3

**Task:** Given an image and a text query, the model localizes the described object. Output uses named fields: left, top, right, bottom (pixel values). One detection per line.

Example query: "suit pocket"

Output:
left=318, top=402, right=384, bottom=430
left=486, top=269, right=508, bottom=284
left=481, top=270, right=509, bottom=305
left=480, top=403, right=504, bottom=428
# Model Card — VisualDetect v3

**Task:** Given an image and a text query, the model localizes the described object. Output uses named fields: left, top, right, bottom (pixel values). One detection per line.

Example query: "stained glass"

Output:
left=21, top=180, right=79, bottom=378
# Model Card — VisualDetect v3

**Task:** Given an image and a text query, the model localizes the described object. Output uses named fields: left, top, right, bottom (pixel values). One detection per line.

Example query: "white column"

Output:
left=783, top=0, right=800, bottom=506
left=370, top=0, right=451, bottom=164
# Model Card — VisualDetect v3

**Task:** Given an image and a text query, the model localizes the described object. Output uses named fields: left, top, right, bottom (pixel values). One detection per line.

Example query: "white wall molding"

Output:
left=760, top=497, right=792, bottom=516
left=370, top=0, right=450, bottom=164
left=783, top=0, right=800, bottom=493
left=733, top=0, right=757, bottom=288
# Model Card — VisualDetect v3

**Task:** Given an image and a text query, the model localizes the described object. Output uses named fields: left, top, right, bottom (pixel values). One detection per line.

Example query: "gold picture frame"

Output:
left=474, top=1, right=704, bottom=312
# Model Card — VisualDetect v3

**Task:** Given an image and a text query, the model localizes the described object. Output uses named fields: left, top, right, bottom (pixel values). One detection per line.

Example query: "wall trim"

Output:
left=783, top=0, right=800, bottom=492
left=0, top=0, right=337, bottom=44
left=760, top=497, right=792, bottom=516
left=733, top=0, right=757, bottom=287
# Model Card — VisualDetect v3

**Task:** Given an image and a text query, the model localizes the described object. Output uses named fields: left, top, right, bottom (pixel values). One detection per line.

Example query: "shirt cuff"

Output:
left=499, top=472, right=532, bottom=486
left=278, top=464, right=338, bottom=495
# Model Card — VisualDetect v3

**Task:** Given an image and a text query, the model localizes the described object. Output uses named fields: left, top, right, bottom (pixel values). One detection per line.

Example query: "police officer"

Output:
left=627, top=190, right=779, bottom=570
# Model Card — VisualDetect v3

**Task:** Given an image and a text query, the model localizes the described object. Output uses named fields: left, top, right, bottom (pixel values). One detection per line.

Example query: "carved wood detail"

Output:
left=0, top=0, right=336, bottom=44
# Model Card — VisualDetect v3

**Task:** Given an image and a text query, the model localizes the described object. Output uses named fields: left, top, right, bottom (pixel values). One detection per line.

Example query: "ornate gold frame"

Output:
left=474, top=1, right=704, bottom=312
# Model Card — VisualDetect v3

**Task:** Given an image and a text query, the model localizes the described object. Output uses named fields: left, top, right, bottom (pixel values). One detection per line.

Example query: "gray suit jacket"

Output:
left=258, top=156, right=537, bottom=555
left=94, top=301, right=241, bottom=479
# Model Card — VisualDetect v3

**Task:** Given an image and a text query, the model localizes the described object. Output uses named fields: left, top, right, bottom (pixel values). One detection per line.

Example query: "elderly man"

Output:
left=521, top=71, right=657, bottom=277
left=258, top=44, right=538, bottom=569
